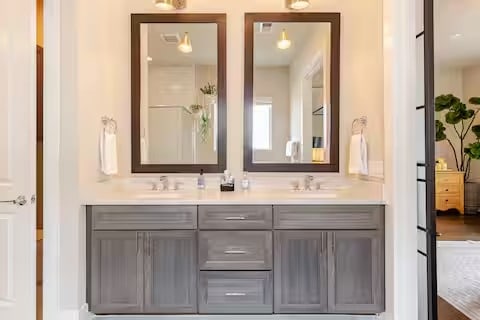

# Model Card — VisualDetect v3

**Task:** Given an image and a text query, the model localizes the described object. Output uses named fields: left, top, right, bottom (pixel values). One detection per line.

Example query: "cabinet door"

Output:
left=328, top=231, right=385, bottom=313
left=144, top=231, right=197, bottom=314
left=274, top=231, right=328, bottom=313
left=90, top=231, right=143, bottom=314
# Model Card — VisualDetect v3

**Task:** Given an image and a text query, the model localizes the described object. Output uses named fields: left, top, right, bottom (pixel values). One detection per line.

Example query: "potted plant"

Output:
left=435, top=94, right=480, bottom=214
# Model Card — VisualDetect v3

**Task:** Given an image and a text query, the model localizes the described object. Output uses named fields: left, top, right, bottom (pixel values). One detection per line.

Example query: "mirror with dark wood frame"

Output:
left=131, top=14, right=227, bottom=173
left=244, top=13, right=340, bottom=172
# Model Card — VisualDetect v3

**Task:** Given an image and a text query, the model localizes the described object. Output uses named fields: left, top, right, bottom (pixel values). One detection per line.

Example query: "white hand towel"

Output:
left=100, top=129, right=118, bottom=175
left=140, top=137, right=148, bottom=163
left=286, top=141, right=294, bottom=157
left=349, top=133, right=368, bottom=175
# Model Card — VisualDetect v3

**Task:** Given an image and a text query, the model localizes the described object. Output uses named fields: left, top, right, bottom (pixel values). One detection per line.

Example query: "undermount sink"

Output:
left=285, top=191, right=337, bottom=199
left=134, top=191, right=191, bottom=199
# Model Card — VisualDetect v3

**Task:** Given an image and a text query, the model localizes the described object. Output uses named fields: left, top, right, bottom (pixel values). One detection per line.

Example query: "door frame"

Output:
left=423, top=0, right=438, bottom=318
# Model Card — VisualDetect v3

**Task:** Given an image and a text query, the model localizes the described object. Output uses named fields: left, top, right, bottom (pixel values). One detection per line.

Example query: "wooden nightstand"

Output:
left=436, top=171, right=464, bottom=214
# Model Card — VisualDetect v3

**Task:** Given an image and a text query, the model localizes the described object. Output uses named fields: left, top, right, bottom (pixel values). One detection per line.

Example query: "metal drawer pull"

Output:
left=225, top=292, right=247, bottom=296
left=224, top=216, right=246, bottom=220
left=224, top=250, right=247, bottom=254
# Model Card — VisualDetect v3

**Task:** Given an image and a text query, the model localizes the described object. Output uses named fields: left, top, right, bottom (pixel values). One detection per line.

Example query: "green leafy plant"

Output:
left=435, top=94, right=480, bottom=180
left=189, top=104, right=203, bottom=114
left=200, top=82, right=217, bottom=96
left=199, top=111, right=211, bottom=143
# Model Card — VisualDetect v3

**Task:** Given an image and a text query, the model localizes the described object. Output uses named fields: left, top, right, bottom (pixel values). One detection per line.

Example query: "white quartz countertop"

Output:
left=81, top=178, right=385, bottom=206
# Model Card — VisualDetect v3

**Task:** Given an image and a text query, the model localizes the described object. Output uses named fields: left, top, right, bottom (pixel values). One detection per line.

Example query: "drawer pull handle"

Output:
left=225, top=292, right=247, bottom=296
left=224, top=216, right=246, bottom=220
left=224, top=250, right=247, bottom=254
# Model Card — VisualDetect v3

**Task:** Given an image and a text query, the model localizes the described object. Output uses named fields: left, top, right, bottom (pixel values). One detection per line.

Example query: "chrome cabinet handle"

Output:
left=224, top=250, right=247, bottom=254
left=225, top=292, right=246, bottom=296
left=0, top=195, right=27, bottom=206
left=224, top=216, right=246, bottom=221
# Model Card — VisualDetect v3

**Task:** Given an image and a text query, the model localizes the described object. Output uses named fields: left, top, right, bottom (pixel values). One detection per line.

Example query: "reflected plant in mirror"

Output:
left=131, top=14, right=226, bottom=173
left=244, top=13, right=340, bottom=172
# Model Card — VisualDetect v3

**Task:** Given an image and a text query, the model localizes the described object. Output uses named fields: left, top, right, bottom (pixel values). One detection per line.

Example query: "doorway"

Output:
left=433, top=0, right=480, bottom=319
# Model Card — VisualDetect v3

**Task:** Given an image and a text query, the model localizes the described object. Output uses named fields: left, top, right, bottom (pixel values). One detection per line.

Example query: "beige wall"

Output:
left=76, top=0, right=384, bottom=188
left=435, top=65, right=480, bottom=181
left=253, top=67, right=290, bottom=163
left=463, top=66, right=480, bottom=181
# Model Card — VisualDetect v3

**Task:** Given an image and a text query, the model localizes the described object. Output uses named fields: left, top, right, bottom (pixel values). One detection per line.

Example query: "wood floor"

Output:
left=437, top=214, right=480, bottom=241
left=438, top=297, right=471, bottom=320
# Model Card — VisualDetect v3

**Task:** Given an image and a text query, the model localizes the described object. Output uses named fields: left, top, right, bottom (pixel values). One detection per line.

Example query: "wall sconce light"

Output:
left=178, top=32, right=193, bottom=53
left=154, top=0, right=186, bottom=10
left=277, top=29, right=292, bottom=50
left=286, top=0, right=310, bottom=10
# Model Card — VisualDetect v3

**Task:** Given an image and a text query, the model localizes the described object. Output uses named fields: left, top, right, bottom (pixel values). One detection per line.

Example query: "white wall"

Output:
left=254, top=67, right=290, bottom=162
left=75, top=0, right=384, bottom=189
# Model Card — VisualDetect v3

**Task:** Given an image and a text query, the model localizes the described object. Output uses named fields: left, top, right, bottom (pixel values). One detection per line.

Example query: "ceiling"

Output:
left=254, top=22, right=329, bottom=67
left=435, top=0, right=480, bottom=68
left=147, top=23, right=217, bottom=66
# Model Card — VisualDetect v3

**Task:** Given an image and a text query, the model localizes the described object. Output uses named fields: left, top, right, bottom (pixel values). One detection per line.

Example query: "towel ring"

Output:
left=101, top=116, right=117, bottom=134
left=351, top=116, right=367, bottom=134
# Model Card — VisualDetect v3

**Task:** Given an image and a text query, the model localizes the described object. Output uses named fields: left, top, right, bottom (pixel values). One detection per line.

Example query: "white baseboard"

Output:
left=94, top=315, right=379, bottom=320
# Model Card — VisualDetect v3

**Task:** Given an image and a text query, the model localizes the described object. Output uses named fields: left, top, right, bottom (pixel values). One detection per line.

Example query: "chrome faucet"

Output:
left=159, top=176, right=169, bottom=191
left=304, top=175, right=314, bottom=191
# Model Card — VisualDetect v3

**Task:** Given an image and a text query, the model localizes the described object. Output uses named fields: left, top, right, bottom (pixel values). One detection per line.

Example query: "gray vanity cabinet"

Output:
left=87, top=205, right=385, bottom=316
left=90, top=231, right=144, bottom=314
left=144, top=231, right=197, bottom=314
left=327, top=230, right=385, bottom=314
left=274, top=231, right=328, bottom=313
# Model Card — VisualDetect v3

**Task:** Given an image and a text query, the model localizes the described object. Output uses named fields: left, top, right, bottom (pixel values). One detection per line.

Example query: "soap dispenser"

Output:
left=241, top=171, right=250, bottom=190
left=197, top=169, right=205, bottom=190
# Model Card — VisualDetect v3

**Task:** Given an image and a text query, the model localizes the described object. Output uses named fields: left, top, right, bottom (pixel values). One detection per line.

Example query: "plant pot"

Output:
left=465, top=182, right=480, bottom=215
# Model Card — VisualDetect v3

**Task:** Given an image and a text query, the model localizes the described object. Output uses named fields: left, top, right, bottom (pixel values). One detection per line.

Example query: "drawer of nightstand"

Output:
left=436, top=184, right=461, bottom=194
left=436, top=174, right=462, bottom=185
left=436, top=195, right=461, bottom=210
left=199, top=231, right=272, bottom=270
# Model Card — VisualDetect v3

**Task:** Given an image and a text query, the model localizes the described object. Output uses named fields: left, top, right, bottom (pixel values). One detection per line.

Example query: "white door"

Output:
left=0, top=0, right=37, bottom=319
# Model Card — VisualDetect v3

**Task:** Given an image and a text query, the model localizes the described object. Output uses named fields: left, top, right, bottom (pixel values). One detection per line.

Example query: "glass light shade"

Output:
left=277, top=29, right=291, bottom=50
left=178, top=32, right=193, bottom=53
left=312, top=148, right=325, bottom=162
left=154, top=0, right=175, bottom=10
left=286, top=0, right=310, bottom=10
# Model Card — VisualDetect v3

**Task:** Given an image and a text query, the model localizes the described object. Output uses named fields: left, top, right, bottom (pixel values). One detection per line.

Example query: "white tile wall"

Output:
left=416, top=108, right=426, bottom=163
left=416, top=37, right=425, bottom=107
left=417, top=181, right=427, bottom=229
left=418, top=254, right=429, bottom=320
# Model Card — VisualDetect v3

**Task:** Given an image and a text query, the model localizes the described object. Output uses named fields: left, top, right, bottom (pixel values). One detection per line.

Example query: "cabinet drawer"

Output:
left=436, top=174, right=462, bottom=185
left=274, top=206, right=383, bottom=230
left=199, top=231, right=272, bottom=270
left=90, top=206, right=197, bottom=230
left=199, top=271, right=273, bottom=314
left=199, top=206, right=272, bottom=229
left=436, top=196, right=461, bottom=210
left=436, top=184, right=460, bottom=195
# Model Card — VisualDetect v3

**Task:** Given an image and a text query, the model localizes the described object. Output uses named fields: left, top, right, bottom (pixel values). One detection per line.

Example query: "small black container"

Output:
left=220, top=183, right=235, bottom=192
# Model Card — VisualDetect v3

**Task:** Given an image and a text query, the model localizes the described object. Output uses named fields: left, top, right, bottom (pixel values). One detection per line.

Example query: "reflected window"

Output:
left=253, top=98, right=273, bottom=150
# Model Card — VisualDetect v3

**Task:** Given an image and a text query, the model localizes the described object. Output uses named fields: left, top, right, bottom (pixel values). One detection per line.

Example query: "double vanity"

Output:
left=85, top=10, right=385, bottom=318
left=85, top=184, right=385, bottom=316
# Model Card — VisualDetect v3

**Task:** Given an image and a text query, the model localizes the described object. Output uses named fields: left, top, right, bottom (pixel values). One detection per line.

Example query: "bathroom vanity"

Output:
left=86, top=202, right=385, bottom=316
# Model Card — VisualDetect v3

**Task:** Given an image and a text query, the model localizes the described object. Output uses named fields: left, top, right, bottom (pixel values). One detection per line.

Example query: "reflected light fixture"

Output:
left=286, top=0, right=310, bottom=10
left=154, top=0, right=186, bottom=10
left=277, top=29, right=292, bottom=50
left=178, top=32, right=193, bottom=53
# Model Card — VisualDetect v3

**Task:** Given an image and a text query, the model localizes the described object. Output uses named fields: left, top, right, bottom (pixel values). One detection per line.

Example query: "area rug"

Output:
left=437, top=241, right=480, bottom=320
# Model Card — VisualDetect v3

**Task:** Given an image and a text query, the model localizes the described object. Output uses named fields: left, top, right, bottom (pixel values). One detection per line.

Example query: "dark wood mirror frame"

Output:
left=131, top=14, right=227, bottom=173
left=244, top=13, right=340, bottom=172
